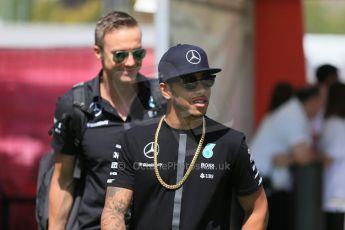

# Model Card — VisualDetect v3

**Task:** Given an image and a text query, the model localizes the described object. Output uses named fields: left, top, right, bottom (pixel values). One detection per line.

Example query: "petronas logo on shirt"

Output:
left=202, top=143, right=216, bottom=159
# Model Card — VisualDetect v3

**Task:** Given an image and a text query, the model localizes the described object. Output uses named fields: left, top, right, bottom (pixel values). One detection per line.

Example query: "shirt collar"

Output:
left=85, top=69, right=152, bottom=116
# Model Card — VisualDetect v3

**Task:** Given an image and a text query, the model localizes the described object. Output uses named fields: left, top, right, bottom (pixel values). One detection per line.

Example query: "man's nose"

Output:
left=194, top=80, right=208, bottom=91
left=124, top=52, right=136, bottom=66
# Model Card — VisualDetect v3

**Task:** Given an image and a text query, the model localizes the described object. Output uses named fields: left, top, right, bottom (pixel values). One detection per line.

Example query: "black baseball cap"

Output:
left=158, top=44, right=222, bottom=82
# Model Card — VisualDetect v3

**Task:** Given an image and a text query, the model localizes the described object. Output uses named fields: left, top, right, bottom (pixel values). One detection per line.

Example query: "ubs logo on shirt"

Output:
left=143, top=142, right=159, bottom=159
left=202, top=143, right=216, bottom=159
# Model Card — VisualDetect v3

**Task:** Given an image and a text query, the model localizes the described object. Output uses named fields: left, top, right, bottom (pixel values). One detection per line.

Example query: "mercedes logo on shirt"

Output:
left=186, top=50, right=201, bottom=64
left=89, top=102, right=102, bottom=117
left=143, top=142, right=159, bottom=159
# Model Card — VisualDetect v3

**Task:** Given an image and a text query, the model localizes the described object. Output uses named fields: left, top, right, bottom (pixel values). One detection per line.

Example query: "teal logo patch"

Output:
left=202, top=143, right=216, bottom=159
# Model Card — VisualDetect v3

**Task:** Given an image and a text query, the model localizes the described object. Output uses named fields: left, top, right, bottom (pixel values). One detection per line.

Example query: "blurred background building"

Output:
left=0, top=0, right=344, bottom=229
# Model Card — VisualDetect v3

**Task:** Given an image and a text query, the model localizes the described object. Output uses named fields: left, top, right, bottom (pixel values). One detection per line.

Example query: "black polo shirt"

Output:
left=109, top=116, right=262, bottom=230
left=52, top=71, right=161, bottom=229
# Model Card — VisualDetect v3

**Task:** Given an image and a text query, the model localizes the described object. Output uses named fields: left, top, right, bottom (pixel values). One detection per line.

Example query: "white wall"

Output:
left=304, top=34, right=345, bottom=83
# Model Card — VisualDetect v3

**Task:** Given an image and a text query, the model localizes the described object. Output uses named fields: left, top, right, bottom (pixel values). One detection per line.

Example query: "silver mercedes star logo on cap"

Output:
left=143, top=142, right=159, bottom=158
left=186, top=50, right=201, bottom=64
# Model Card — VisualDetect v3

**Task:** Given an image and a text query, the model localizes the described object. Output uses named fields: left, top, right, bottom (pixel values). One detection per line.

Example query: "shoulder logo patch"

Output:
left=202, top=143, right=216, bottom=159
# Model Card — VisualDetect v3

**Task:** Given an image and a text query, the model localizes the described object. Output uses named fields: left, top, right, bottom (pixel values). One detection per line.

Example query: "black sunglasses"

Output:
left=174, top=75, right=216, bottom=91
left=112, top=48, right=146, bottom=63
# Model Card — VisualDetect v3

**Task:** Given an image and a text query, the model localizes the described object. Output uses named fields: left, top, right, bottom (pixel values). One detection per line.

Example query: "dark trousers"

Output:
left=325, top=212, right=345, bottom=230
left=267, top=191, right=293, bottom=230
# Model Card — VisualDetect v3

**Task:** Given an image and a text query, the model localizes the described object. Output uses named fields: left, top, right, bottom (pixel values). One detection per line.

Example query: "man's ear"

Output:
left=160, top=82, right=172, bottom=100
left=94, top=45, right=102, bottom=60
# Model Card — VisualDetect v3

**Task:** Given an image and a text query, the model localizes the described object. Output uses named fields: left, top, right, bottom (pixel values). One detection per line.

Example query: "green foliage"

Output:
left=304, top=1, right=345, bottom=34
left=0, top=0, right=34, bottom=21
left=31, top=0, right=101, bottom=23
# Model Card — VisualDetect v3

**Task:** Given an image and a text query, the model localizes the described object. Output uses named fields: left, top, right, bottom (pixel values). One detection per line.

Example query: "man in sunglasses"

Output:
left=48, top=11, right=165, bottom=229
left=102, top=44, right=268, bottom=230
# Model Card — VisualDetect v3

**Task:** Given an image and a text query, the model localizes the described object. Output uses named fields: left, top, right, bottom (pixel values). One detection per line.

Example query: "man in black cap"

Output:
left=101, top=44, right=269, bottom=230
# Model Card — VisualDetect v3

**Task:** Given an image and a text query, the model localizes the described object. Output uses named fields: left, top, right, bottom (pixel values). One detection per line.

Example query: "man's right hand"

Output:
left=48, top=152, right=75, bottom=230
left=101, top=187, right=133, bottom=230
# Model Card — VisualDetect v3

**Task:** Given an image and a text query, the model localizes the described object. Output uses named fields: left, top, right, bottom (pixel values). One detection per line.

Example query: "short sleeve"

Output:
left=107, top=132, right=135, bottom=190
left=232, top=139, right=263, bottom=196
left=282, top=112, right=311, bottom=147
left=50, top=91, right=78, bottom=155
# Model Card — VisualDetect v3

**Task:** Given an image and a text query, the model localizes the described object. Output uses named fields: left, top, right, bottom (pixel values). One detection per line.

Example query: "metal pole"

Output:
left=293, top=163, right=323, bottom=230
left=102, top=0, right=130, bottom=15
left=154, top=0, right=170, bottom=71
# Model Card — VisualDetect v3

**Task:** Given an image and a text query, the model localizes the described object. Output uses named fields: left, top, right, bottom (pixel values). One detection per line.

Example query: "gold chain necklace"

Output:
left=153, top=115, right=206, bottom=190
